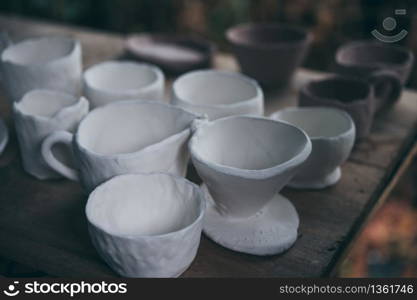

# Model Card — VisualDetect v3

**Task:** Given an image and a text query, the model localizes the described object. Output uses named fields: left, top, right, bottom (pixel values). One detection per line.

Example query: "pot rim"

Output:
left=270, top=106, right=355, bottom=141
left=75, top=99, right=200, bottom=160
left=172, top=69, right=263, bottom=109
left=189, top=115, right=312, bottom=179
left=83, top=60, right=164, bottom=96
left=1, top=36, right=79, bottom=67
left=335, top=40, right=414, bottom=69
left=86, top=172, right=206, bottom=240
left=226, top=22, right=313, bottom=51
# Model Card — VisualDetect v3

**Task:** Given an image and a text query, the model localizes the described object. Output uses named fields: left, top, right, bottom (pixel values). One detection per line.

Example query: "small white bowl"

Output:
left=189, top=115, right=311, bottom=255
left=271, top=106, right=355, bottom=189
left=172, top=69, right=264, bottom=120
left=86, top=172, right=205, bottom=278
left=83, top=61, right=165, bottom=108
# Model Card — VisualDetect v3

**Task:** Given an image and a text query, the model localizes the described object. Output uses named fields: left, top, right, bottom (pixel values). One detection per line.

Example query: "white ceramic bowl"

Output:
left=271, top=107, right=355, bottom=189
left=189, top=115, right=311, bottom=255
left=86, top=172, right=205, bottom=278
left=83, top=61, right=165, bottom=108
left=172, top=69, right=264, bottom=120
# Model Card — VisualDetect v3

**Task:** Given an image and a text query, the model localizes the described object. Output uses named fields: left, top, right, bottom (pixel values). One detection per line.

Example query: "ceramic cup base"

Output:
left=202, top=184, right=299, bottom=256
left=288, top=167, right=341, bottom=189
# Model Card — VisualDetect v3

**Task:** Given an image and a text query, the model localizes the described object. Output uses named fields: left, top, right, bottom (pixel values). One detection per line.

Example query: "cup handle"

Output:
left=41, top=131, right=79, bottom=181
left=368, top=70, right=402, bottom=112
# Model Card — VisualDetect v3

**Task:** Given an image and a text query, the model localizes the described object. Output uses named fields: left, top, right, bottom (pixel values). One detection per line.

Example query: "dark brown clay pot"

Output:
left=299, top=76, right=374, bottom=140
left=334, top=41, right=414, bottom=113
left=226, top=23, right=312, bottom=88
left=125, top=33, right=216, bottom=75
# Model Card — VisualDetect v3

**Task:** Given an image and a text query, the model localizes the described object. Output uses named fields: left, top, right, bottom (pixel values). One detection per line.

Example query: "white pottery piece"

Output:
left=189, top=115, right=311, bottom=255
left=83, top=61, right=165, bottom=108
left=0, top=118, right=8, bottom=155
left=0, top=36, right=82, bottom=103
left=271, top=107, right=355, bottom=189
left=13, top=89, right=89, bottom=179
left=41, top=100, right=201, bottom=193
left=86, top=172, right=205, bottom=278
left=172, top=70, right=264, bottom=120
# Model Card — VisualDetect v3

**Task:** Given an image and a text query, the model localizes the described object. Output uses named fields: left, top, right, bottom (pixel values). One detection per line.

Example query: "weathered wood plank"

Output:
left=0, top=15, right=416, bottom=277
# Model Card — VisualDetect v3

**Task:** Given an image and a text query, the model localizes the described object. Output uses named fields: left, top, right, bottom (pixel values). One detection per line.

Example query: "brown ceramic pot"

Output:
left=334, top=41, right=413, bottom=112
left=299, top=76, right=374, bottom=140
left=226, top=23, right=312, bottom=88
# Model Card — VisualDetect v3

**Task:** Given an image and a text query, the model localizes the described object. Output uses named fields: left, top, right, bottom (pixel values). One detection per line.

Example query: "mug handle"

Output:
left=368, top=70, right=402, bottom=112
left=41, top=131, right=79, bottom=181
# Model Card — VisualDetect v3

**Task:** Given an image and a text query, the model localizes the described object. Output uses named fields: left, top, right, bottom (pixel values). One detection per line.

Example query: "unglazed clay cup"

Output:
left=171, top=70, right=263, bottom=120
left=13, top=89, right=89, bottom=179
left=86, top=172, right=205, bottom=278
left=226, top=23, right=312, bottom=87
left=334, top=41, right=414, bottom=112
left=299, top=76, right=373, bottom=140
left=271, top=107, right=355, bottom=189
left=83, top=61, right=165, bottom=108
left=41, top=100, right=201, bottom=193
left=189, top=116, right=311, bottom=255
left=0, top=36, right=82, bottom=103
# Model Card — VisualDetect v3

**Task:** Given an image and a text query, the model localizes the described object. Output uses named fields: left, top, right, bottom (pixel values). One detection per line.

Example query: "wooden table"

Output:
left=0, top=15, right=416, bottom=277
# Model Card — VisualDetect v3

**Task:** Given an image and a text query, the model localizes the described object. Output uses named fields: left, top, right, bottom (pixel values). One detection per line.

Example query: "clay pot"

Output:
left=83, top=61, right=164, bottom=108
left=41, top=100, right=202, bottom=192
left=171, top=70, right=264, bottom=120
left=334, top=41, right=414, bottom=112
left=0, top=36, right=82, bottom=103
left=299, top=76, right=374, bottom=140
left=226, top=23, right=312, bottom=87
left=189, top=115, right=311, bottom=255
left=86, top=172, right=205, bottom=277
left=271, top=107, right=355, bottom=189
left=13, top=89, right=89, bottom=179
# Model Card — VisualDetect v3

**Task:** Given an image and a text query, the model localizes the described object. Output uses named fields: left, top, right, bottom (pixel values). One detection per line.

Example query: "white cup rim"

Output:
left=86, top=172, right=206, bottom=240
left=172, top=69, right=263, bottom=109
left=1, top=36, right=79, bottom=67
left=270, top=106, right=355, bottom=141
left=83, top=60, right=164, bottom=96
left=189, top=114, right=312, bottom=179
left=75, top=99, right=199, bottom=159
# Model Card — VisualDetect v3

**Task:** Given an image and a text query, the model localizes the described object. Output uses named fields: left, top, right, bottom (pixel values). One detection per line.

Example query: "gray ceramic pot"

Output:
left=334, top=41, right=414, bottom=112
left=226, top=23, right=312, bottom=88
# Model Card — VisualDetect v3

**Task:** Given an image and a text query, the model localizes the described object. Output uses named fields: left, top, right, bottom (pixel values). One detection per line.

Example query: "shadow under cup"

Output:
left=299, top=76, right=373, bottom=140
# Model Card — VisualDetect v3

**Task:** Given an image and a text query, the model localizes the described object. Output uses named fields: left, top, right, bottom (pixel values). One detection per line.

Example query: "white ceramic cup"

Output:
left=41, top=100, right=201, bottom=192
left=0, top=36, right=82, bottom=103
left=172, top=69, right=264, bottom=120
left=86, top=172, right=205, bottom=278
left=189, top=115, right=311, bottom=255
left=13, top=89, right=89, bottom=179
left=271, top=107, right=355, bottom=189
left=83, top=61, right=165, bottom=108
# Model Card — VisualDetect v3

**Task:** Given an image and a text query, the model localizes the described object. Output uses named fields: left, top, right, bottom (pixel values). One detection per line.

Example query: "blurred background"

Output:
left=0, top=0, right=416, bottom=277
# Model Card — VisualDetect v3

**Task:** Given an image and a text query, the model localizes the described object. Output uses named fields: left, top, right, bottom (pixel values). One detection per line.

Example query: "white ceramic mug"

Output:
left=0, top=36, right=82, bottom=103
left=270, top=107, right=355, bottom=189
left=172, top=69, right=264, bottom=120
left=189, top=115, right=311, bottom=255
left=83, top=61, right=165, bottom=108
left=41, top=100, right=201, bottom=192
left=87, top=172, right=205, bottom=277
left=13, top=89, right=89, bottom=180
